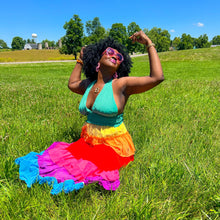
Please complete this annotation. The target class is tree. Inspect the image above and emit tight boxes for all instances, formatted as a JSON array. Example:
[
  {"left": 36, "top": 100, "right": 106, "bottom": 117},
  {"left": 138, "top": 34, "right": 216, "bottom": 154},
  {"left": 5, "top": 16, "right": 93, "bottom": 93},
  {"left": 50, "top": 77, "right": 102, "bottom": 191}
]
[
  {"left": 84, "top": 17, "right": 106, "bottom": 44},
  {"left": 127, "top": 22, "right": 141, "bottom": 54},
  {"left": 157, "top": 36, "right": 171, "bottom": 52},
  {"left": 41, "top": 39, "right": 56, "bottom": 48},
  {"left": 11, "top": 36, "right": 25, "bottom": 50},
  {"left": 172, "top": 37, "right": 181, "bottom": 50},
  {"left": 0, "top": 39, "right": 8, "bottom": 49},
  {"left": 109, "top": 23, "right": 127, "bottom": 46},
  {"left": 60, "top": 14, "right": 84, "bottom": 59},
  {"left": 148, "top": 27, "right": 171, "bottom": 52},
  {"left": 27, "top": 38, "right": 35, "bottom": 43},
  {"left": 194, "top": 34, "right": 210, "bottom": 48},
  {"left": 178, "top": 33, "right": 194, "bottom": 50},
  {"left": 211, "top": 35, "right": 220, "bottom": 45}
]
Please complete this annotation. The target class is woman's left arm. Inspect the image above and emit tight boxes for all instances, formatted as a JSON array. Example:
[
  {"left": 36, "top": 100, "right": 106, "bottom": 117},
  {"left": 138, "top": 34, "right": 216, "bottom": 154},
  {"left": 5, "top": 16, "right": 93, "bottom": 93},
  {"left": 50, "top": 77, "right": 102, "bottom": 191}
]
[{"left": 123, "top": 30, "right": 164, "bottom": 96}]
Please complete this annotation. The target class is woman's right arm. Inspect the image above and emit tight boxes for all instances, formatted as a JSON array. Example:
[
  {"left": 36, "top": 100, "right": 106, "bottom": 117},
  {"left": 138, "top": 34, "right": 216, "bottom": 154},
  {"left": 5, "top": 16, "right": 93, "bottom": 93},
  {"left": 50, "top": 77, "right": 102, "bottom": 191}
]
[{"left": 68, "top": 47, "right": 90, "bottom": 95}]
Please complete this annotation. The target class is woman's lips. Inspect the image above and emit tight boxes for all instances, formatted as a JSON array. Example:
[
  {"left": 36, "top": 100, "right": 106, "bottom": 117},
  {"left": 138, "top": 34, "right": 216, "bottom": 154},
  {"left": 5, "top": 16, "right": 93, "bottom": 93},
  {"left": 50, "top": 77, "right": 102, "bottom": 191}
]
[{"left": 110, "top": 58, "right": 116, "bottom": 64}]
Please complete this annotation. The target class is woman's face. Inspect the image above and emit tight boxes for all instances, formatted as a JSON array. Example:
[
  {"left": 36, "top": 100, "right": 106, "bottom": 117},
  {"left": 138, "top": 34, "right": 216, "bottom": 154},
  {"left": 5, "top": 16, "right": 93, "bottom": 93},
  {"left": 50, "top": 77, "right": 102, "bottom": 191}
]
[{"left": 99, "top": 47, "right": 123, "bottom": 70}]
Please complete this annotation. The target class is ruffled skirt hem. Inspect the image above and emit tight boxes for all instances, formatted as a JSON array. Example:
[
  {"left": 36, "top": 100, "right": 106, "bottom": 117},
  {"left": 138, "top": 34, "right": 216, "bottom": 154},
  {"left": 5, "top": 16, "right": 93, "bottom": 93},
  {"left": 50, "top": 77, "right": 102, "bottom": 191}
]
[
  {"left": 15, "top": 140, "right": 132, "bottom": 194},
  {"left": 15, "top": 123, "right": 135, "bottom": 194}
]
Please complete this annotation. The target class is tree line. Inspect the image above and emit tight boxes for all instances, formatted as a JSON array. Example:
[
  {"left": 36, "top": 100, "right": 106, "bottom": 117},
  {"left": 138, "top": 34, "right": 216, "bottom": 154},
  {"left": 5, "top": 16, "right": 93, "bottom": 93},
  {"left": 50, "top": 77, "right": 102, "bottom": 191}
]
[
  {"left": 59, "top": 15, "right": 220, "bottom": 59},
  {"left": 0, "top": 37, "right": 59, "bottom": 50},
  {"left": 1, "top": 14, "right": 220, "bottom": 55}
]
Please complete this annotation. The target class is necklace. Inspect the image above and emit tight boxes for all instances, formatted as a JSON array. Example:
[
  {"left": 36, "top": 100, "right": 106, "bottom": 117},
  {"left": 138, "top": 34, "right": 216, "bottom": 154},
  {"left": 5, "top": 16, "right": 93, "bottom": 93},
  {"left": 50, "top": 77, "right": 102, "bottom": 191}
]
[{"left": 94, "top": 87, "right": 100, "bottom": 94}]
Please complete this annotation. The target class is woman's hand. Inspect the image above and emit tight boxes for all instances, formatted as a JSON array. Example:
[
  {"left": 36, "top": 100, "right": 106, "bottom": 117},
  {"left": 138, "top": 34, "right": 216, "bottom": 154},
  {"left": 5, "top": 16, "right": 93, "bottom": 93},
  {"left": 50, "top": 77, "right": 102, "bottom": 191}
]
[
  {"left": 80, "top": 47, "right": 85, "bottom": 60},
  {"left": 129, "top": 30, "right": 152, "bottom": 46}
]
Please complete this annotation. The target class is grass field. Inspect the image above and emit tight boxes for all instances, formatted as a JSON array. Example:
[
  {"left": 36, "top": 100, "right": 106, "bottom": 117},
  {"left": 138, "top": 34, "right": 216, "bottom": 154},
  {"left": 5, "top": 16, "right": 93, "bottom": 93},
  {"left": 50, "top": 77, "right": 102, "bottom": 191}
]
[
  {"left": 0, "top": 49, "right": 74, "bottom": 62},
  {"left": 0, "top": 47, "right": 219, "bottom": 219}
]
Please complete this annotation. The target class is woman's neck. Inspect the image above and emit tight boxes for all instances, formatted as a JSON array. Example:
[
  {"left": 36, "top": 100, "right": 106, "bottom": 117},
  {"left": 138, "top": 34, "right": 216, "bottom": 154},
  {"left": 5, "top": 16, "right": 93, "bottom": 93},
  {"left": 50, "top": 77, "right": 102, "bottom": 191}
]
[{"left": 97, "top": 71, "right": 113, "bottom": 84}]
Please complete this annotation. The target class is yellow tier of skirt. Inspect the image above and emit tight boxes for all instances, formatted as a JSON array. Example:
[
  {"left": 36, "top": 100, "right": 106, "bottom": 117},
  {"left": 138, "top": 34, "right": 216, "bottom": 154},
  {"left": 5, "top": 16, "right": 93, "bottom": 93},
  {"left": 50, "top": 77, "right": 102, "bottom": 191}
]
[{"left": 81, "top": 122, "right": 135, "bottom": 157}]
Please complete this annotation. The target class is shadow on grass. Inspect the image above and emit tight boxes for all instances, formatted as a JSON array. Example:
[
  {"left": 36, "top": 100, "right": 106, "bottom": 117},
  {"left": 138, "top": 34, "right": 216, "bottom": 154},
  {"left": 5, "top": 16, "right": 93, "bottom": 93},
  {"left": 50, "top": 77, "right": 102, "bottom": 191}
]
[
  {"left": 51, "top": 182, "right": 115, "bottom": 207},
  {"left": 61, "top": 125, "right": 81, "bottom": 143}
]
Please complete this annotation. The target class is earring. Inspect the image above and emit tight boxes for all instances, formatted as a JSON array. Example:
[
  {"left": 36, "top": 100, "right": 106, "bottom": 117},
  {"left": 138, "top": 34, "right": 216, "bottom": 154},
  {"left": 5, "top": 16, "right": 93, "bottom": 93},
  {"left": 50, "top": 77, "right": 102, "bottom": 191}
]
[
  {"left": 113, "top": 72, "right": 118, "bottom": 79},
  {"left": 96, "top": 63, "right": 100, "bottom": 72}
]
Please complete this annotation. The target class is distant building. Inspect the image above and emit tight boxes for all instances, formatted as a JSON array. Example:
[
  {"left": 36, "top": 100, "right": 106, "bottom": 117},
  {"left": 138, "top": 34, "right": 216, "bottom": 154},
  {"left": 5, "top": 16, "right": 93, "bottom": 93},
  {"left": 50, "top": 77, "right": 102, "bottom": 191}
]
[
  {"left": 24, "top": 40, "right": 62, "bottom": 50},
  {"left": 211, "top": 45, "right": 220, "bottom": 47},
  {"left": 24, "top": 43, "right": 38, "bottom": 50}
]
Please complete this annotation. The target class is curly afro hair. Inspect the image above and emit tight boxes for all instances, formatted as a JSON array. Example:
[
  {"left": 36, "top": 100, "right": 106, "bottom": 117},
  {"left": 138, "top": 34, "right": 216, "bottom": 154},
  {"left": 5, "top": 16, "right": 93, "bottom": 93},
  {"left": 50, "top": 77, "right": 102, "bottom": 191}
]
[{"left": 82, "top": 37, "right": 132, "bottom": 81}]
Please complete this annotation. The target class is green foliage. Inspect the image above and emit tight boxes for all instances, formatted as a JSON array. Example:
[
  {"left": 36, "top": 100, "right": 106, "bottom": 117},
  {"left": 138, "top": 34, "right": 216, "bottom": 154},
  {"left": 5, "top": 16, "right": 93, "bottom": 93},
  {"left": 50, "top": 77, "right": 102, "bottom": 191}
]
[
  {"left": 6, "top": 14, "right": 216, "bottom": 55},
  {"left": 60, "top": 14, "right": 83, "bottom": 59},
  {"left": 26, "top": 38, "right": 35, "bottom": 44},
  {"left": 211, "top": 35, "right": 220, "bottom": 45},
  {"left": 56, "top": 14, "right": 214, "bottom": 54},
  {"left": 172, "top": 34, "right": 213, "bottom": 51},
  {"left": 172, "top": 37, "right": 181, "bottom": 50},
  {"left": 41, "top": 39, "right": 56, "bottom": 48},
  {"left": 84, "top": 17, "right": 106, "bottom": 45},
  {"left": 0, "top": 39, "right": 9, "bottom": 49},
  {"left": 11, "top": 36, "right": 25, "bottom": 50},
  {"left": 194, "top": 34, "right": 211, "bottom": 48},
  {"left": 109, "top": 23, "right": 127, "bottom": 46},
  {"left": 178, "top": 33, "right": 194, "bottom": 50},
  {"left": 127, "top": 22, "right": 141, "bottom": 54},
  {"left": 148, "top": 27, "right": 171, "bottom": 52},
  {"left": 157, "top": 36, "right": 171, "bottom": 52},
  {"left": 0, "top": 47, "right": 220, "bottom": 219}
]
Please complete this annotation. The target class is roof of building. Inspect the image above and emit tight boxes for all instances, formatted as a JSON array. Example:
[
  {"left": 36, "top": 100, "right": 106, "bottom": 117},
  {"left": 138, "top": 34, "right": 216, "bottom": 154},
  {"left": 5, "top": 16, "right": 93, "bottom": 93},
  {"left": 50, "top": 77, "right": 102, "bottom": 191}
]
[{"left": 24, "top": 43, "right": 38, "bottom": 49}]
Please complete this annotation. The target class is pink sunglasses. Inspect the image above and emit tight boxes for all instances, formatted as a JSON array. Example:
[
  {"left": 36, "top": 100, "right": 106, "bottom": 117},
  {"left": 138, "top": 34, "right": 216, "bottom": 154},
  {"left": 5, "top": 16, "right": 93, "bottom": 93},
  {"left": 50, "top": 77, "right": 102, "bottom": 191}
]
[{"left": 102, "top": 47, "right": 124, "bottom": 63}]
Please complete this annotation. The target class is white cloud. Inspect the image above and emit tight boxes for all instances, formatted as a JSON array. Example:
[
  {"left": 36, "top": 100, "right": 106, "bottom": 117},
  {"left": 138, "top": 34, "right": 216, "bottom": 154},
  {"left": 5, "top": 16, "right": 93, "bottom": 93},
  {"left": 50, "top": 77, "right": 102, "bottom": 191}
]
[
  {"left": 195, "top": 22, "right": 204, "bottom": 27},
  {"left": 170, "top": 29, "right": 175, "bottom": 33}
]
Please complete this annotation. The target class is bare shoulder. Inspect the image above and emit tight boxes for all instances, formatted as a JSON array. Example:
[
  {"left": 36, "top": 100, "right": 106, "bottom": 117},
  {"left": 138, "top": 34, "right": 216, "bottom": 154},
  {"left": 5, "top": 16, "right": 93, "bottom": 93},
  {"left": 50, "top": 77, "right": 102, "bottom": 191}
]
[{"left": 112, "top": 77, "right": 128, "bottom": 94}]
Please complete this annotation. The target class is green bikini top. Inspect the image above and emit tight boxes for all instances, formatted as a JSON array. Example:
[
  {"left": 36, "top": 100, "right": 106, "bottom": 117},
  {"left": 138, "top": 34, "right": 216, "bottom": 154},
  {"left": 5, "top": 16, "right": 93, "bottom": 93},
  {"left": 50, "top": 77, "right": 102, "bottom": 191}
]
[{"left": 79, "top": 79, "right": 123, "bottom": 127}]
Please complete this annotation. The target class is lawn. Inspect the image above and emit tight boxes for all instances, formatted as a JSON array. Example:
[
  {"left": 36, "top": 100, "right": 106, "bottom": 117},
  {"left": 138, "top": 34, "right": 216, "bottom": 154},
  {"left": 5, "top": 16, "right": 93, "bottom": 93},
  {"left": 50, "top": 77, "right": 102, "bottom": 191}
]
[{"left": 0, "top": 47, "right": 219, "bottom": 219}]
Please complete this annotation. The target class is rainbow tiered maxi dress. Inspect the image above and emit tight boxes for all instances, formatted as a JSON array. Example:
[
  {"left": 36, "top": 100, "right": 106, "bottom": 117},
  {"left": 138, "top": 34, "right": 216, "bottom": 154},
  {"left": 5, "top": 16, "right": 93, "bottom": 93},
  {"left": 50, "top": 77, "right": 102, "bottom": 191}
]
[{"left": 15, "top": 79, "right": 135, "bottom": 194}]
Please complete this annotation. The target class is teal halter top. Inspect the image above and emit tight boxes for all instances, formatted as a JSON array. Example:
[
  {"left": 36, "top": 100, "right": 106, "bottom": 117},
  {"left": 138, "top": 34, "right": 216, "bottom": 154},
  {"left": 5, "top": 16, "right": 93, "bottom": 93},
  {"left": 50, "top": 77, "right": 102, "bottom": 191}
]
[{"left": 79, "top": 79, "right": 123, "bottom": 127}]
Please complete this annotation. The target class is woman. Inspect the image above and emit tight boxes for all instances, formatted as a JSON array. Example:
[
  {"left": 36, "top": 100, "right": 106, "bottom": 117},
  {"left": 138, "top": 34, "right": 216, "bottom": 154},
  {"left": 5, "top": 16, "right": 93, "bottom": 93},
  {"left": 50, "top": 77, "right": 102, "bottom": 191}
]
[{"left": 15, "top": 31, "right": 164, "bottom": 194}]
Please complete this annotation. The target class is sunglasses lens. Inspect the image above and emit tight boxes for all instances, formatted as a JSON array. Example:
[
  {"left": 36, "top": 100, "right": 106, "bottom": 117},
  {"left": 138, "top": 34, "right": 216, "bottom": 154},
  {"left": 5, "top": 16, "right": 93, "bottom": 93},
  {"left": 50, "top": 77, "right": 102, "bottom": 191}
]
[
  {"left": 117, "top": 54, "right": 123, "bottom": 62},
  {"left": 106, "top": 48, "right": 114, "bottom": 55}
]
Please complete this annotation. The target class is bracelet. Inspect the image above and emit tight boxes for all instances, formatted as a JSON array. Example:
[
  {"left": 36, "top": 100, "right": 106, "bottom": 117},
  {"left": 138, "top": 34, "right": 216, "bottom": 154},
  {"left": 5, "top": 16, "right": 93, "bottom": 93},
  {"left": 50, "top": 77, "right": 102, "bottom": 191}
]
[
  {"left": 76, "top": 58, "right": 83, "bottom": 65},
  {"left": 146, "top": 43, "right": 155, "bottom": 50}
]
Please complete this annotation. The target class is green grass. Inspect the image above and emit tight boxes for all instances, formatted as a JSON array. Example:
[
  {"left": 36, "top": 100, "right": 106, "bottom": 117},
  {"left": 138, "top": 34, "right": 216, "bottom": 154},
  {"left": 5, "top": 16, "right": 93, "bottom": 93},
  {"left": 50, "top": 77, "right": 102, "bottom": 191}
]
[{"left": 0, "top": 47, "right": 220, "bottom": 219}]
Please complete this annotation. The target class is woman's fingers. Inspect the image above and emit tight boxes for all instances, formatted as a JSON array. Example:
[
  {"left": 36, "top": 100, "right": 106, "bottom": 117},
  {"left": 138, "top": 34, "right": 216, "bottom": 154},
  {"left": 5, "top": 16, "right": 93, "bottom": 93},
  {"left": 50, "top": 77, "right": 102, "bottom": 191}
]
[
  {"left": 80, "top": 47, "right": 85, "bottom": 59},
  {"left": 129, "top": 31, "right": 150, "bottom": 45},
  {"left": 129, "top": 32, "right": 139, "bottom": 43}
]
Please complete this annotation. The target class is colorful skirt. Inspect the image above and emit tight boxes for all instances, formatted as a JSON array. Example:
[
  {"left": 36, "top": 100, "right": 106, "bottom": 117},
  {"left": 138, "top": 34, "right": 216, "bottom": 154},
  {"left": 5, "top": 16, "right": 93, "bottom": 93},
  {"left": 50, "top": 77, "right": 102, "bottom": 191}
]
[{"left": 15, "top": 123, "right": 135, "bottom": 194}]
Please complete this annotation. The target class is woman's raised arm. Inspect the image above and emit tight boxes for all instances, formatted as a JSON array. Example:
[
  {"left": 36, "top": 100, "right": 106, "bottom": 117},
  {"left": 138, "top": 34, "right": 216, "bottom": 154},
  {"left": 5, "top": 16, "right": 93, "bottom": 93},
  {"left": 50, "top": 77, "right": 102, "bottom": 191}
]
[
  {"left": 68, "top": 47, "right": 90, "bottom": 95},
  {"left": 123, "top": 31, "right": 164, "bottom": 96}
]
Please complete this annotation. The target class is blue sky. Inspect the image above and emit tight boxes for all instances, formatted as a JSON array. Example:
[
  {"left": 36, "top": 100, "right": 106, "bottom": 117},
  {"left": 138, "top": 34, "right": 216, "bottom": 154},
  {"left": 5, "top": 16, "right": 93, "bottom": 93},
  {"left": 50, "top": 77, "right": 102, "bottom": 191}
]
[{"left": 1, "top": 0, "right": 219, "bottom": 47}]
